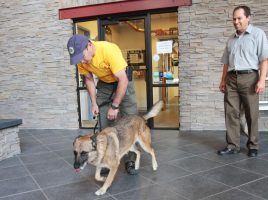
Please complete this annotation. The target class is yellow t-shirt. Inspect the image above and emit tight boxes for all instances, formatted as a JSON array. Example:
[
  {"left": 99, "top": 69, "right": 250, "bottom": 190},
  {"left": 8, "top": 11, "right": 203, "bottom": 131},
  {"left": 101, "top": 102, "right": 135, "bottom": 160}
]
[{"left": 77, "top": 41, "right": 127, "bottom": 83}]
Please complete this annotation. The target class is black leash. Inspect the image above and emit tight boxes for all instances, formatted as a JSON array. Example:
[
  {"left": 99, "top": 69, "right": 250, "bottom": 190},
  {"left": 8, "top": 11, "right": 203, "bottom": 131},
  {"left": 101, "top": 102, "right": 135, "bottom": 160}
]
[{"left": 91, "top": 82, "right": 117, "bottom": 150}]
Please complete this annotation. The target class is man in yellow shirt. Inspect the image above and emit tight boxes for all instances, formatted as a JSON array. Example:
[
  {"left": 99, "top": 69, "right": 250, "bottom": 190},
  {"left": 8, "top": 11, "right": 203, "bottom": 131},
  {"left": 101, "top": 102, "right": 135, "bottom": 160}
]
[{"left": 67, "top": 34, "right": 138, "bottom": 175}]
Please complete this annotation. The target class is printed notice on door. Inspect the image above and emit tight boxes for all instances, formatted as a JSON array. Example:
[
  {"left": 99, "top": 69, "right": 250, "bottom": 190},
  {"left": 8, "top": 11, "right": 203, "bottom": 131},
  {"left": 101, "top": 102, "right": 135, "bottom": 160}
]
[{"left": 156, "top": 40, "right": 173, "bottom": 54}]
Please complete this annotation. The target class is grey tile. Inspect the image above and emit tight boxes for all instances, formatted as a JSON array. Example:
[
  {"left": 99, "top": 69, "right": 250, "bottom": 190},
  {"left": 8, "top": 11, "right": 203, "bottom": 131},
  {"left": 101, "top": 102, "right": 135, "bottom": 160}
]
[
  {"left": 151, "top": 130, "right": 179, "bottom": 142},
  {"left": 61, "top": 157, "right": 94, "bottom": 178},
  {"left": 202, "top": 189, "right": 264, "bottom": 200},
  {"left": 20, "top": 151, "right": 61, "bottom": 165},
  {"left": 43, "top": 181, "right": 108, "bottom": 200},
  {"left": 25, "top": 158, "right": 71, "bottom": 174},
  {"left": 7, "top": 129, "right": 268, "bottom": 200},
  {"left": 152, "top": 137, "right": 194, "bottom": 150},
  {"left": 0, "top": 157, "right": 22, "bottom": 169},
  {"left": 165, "top": 174, "right": 230, "bottom": 200},
  {"left": 114, "top": 184, "right": 187, "bottom": 200},
  {"left": 238, "top": 177, "right": 268, "bottom": 199},
  {"left": 32, "top": 167, "right": 88, "bottom": 188},
  {"left": 0, "top": 165, "right": 29, "bottom": 181},
  {"left": 45, "top": 141, "right": 73, "bottom": 151},
  {"left": 259, "top": 153, "right": 268, "bottom": 161},
  {"left": 0, "top": 176, "right": 38, "bottom": 197},
  {"left": 200, "top": 152, "right": 249, "bottom": 164},
  {"left": 177, "top": 143, "right": 216, "bottom": 155},
  {"left": 170, "top": 156, "right": 223, "bottom": 173},
  {"left": 20, "top": 142, "right": 50, "bottom": 155},
  {"left": 62, "top": 156, "right": 75, "bottom": 166},
  {"left": 54, "top": 148, "right": 74, "bottom": 158},
  {"left": 0, "top": 190, "right": 47, "bottom": 200},
  {"left": 18, "top": 129, "right": 34, "bottom": 137},
  {"left": 37, "top": 135, "right": 75, "bottom": 145},
  {"left": 151, "top": 149, "right": 193, "bottom": 163},
  {"left": 95, "top": 172, "right": 153, "bottom": 195},
  {"left": 179, "top": 131, "right": 225, "bottom": 143},
  {"left": 232, "top": 158, "right": 268, "bottom": 176},
  {"left": 19, "top": 135, "right": 38, "bottom": 144},
  {"left": 139, "top": 163, "right": 191, "bottom": 183},
  {"left": 198, "top": 165, "right": 264, "bottom": 187},
  {"left": 259, "top": 140, "right": 268, "bottom": 155},
  {"left": 259, "top": 132, "right": 268, "bottom": 141},
  {"left": 138, "top": 155, "right": 158, "bottom": 168},
  {"left": 29, "top": 129, "right": 79, "bottom": 139}
]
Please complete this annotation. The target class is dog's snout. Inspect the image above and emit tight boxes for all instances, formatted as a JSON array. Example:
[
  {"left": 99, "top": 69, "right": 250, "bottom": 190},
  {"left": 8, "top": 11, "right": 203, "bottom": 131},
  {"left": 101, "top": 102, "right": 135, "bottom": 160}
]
[{"left": 74, "top": 162, "right": 80, "bottom": 169}]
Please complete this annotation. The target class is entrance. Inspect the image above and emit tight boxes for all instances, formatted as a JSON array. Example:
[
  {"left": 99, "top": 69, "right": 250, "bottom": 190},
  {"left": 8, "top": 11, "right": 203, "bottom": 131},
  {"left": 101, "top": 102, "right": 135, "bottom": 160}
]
[
  {"left": 99, "top": 16, "right": 148, "bottom": 116},
  {"left": 75, "top": 12, "right": 179, "bottom": 129}
]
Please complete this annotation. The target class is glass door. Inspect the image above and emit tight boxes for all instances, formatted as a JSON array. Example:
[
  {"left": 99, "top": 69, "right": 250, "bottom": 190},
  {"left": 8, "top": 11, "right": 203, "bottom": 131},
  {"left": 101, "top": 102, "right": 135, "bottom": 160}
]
[
  {"left": 75, "top": 11, "right": 179, "bottom": 129},
  {"left": 99, "top": 17, "right": 148, "bottom": 115},
  {"left": 150, "top": 13, "right": 179, "bottom": 129}
]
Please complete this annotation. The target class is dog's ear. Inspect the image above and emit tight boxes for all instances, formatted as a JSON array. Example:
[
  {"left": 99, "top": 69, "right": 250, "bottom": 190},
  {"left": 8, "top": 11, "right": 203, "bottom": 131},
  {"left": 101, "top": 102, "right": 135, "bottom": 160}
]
[{"left": 73, "top": 135, "right": 82, "bottom": 146}]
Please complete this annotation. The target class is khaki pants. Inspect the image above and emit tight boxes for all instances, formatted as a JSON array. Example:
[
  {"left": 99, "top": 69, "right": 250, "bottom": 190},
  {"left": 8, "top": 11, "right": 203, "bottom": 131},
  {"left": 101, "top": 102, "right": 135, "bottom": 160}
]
[
  {"left": 96, "top": 80, "right": 138, "bottom": 129},
  {"left": 224, "top": 71, "right": 259, "bottom": 150},
  {"left": 240, "top": 104, "right": 248, "bottom": 136}
]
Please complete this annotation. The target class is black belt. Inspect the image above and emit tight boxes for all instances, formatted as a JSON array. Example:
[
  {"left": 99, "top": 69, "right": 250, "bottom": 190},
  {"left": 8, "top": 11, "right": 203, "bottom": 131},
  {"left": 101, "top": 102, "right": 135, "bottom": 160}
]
[
  {"left": 98, "top": 80, "right": 117, "bottom": 85},
  {"left": 228, "top": 69, "right": 257, "bottom": 74}
]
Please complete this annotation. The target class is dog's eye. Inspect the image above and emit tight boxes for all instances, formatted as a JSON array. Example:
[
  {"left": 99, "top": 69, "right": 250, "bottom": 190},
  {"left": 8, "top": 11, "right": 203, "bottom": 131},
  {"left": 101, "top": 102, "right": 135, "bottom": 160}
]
[
  {"left": 81, "top": 151, "right": 88, "bottom": 155},
  {"left": 73, "top": 151, "right": 77, "bottom": 156}
]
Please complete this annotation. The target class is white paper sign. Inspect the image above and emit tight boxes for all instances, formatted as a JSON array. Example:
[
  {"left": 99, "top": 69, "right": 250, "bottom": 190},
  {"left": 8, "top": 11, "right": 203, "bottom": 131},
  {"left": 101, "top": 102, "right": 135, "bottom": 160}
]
[{"left": 156, "top": 40, "right": 173, "bottom": 54}]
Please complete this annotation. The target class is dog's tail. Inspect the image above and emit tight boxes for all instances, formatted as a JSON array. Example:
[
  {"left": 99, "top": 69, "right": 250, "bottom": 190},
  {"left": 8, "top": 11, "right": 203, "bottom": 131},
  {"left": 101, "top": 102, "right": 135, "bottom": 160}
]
[{"left": 143, "top": 100, "right": 163, "bottom": 120}]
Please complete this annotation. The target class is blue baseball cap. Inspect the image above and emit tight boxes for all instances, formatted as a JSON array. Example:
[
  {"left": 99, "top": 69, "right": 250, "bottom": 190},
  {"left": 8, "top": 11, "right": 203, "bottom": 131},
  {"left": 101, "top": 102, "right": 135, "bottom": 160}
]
[{"left": 67, "top": 35, "right": 89, "bottom": 65}]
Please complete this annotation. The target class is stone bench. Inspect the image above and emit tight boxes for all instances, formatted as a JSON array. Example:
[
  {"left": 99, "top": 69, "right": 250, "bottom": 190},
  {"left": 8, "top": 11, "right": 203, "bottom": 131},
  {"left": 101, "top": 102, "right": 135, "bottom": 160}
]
[{"left": 0, "top": 119, "right": 22, "bottom": 162}]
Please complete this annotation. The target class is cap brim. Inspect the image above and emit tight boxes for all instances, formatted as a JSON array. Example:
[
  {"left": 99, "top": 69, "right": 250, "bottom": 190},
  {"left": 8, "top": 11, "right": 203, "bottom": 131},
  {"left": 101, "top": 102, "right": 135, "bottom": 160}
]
[{"left": 70, "top": 52, "right": 84, "bottom": 65}]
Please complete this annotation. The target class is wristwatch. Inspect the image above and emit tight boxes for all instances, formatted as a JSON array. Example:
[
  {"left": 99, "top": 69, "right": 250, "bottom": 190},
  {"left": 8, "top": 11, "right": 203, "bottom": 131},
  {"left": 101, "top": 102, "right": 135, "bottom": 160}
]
[{"left": 110, "top": 103, "right": 119, "bottom": 110}]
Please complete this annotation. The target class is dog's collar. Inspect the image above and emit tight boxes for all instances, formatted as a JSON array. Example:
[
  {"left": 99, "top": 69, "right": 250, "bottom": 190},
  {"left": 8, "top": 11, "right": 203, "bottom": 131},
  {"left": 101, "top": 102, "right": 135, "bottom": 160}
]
[{"left": 90, "top": 133, "right": 97, "bottom": 150}]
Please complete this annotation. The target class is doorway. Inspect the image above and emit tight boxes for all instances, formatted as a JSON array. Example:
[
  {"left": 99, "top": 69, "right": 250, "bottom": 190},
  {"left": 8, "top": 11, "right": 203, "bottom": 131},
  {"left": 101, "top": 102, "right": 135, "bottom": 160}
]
[
  {"left": 99, "top": 16, "right": 148, "bottom": 115},
  {"left": 75, "top": 12, "right": 179, "bottom": 129}
]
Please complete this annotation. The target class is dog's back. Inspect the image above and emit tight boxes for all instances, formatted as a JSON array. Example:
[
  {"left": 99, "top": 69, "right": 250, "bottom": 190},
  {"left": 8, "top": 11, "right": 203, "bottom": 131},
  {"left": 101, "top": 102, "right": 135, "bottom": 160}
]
[{"left": 111, "top": 100, "right": 163, "bottom": 157}]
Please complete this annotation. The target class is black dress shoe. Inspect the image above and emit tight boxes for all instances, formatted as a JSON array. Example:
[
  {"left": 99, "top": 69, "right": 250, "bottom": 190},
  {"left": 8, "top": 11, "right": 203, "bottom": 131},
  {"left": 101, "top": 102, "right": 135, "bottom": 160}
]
[
  {"left": 217, "top": 147, "right": 240, "bottom": 155},
  {"left": 248, "top": 149, "right": 258, "bottom": 157},
  {"left": 125, "top": 161, "right": 138, "bottom": 175}
]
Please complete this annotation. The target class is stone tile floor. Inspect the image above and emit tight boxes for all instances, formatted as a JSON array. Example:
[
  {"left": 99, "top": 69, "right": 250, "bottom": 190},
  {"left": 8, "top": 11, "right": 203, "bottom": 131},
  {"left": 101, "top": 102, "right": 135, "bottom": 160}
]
[{"left": 0, "top": 129, "right": 268, "bottom": 200}]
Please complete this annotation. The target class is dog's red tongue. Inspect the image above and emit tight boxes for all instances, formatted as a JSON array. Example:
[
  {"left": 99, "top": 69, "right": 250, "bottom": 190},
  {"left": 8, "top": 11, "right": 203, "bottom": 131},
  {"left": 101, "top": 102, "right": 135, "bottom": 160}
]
[{"left": 74, "top": 168, "right": 80, "bottom": 173}]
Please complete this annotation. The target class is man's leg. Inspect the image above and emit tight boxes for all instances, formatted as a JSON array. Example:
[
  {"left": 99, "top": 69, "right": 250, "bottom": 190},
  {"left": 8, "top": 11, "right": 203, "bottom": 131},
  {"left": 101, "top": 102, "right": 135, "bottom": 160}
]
[
  {"left": 218, "top": 73, "right": 241, "bottom": 155},
  {"left": 96, "top": 81, "right": 117, "bottom": 175},
  {"left": 120, "top": 81, "right": 139, "bottom": 174},
  {"left": 240, "top": 103, "right": 248, "bottom": 137},
  {"left": 224, "top": 73, "right": 241, "bottom": 150},
  {"left": 240, "top": 72, "right": 259, "bottom": 156}
]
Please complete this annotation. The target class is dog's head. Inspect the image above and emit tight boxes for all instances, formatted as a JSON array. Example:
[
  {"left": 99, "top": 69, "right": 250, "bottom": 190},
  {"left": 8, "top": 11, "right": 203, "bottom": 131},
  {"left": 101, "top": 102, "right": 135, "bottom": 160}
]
[{"left": 73, "top": 134, "right": 96, "bottom": 172}]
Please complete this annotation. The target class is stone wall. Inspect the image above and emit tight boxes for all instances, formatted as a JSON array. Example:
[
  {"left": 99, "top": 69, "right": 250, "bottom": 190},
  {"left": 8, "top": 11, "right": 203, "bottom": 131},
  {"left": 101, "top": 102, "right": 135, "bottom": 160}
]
[
  {"left": 178, "top": 0, "right": 268, "bottom": 130},
  {"left": 0, "top": 127, "right": 20, "bottom": 161},
  {"left": 0, "top": 0, "right": 77, "bottom": 129},
  {"left": 0, "top": 0, "right": 127, "bottom": 129},
  {"left": 0, "top": 0, "right": 267, "bottom": 130}
]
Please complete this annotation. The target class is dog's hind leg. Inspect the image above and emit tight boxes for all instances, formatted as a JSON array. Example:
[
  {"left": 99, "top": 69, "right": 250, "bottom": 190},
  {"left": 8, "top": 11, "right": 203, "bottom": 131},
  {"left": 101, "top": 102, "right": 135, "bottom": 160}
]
[
  {"left": 138, "top": 127, "right": 158, "bottom": 171},
  {"left": 95, "top": 166, "right": 119, "bottom": 196},
  {"left": 95, "top": 166, "right": 106, "bottom": 182}
]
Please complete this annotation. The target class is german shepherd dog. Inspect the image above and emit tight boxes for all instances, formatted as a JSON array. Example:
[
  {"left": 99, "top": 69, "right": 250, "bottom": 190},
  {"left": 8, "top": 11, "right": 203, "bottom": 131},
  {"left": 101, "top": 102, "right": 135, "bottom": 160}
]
[{"left": 73, "top": 100, "right": 163, "bottom": 195}]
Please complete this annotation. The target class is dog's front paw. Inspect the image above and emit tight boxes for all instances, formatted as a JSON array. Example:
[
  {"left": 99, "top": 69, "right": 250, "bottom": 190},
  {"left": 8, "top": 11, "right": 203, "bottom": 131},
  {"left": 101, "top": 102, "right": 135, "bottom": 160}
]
[
  {"left": 153, "top": 162, "right": 158, "bottom": 171},
  {"left": 95, "top": 188, "right": 106, "bottom": 196}
]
